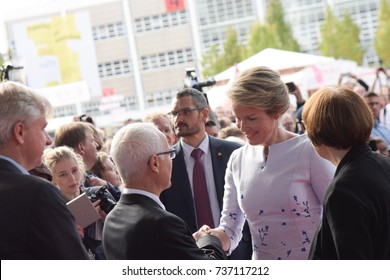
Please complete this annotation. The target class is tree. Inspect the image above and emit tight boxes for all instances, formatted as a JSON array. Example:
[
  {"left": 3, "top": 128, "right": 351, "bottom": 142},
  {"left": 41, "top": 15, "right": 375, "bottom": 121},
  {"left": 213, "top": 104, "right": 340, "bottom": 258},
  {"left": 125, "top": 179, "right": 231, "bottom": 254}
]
[
  {"left": 319, "top": 7, "right": 363, "bottom": 64},
  {"left": 201, "top": 44, "right": 224, "bottom": 78},
  {"left": 266, "top": 0, "right": 300, "bottom": 52},
  {"left": 202, "top": 0, "right": 300, "bottom": 75},
  {"left": 319, "top": 7, "right": 339, "bottom": 58},
  {"left": 201, "top": 27, "right": 244, "bottom": 77},
  {"left": 375, "top": 0, "right": 390, "bottom": 66},
  {"left": 246, "top": 0, "right": 299, "bottom": 57},
  {"left": 222, "top": 27, "right": 245, "bottom": 69},
  {"left": 247, "top": 22, "right": 279, "bottom": 56}
]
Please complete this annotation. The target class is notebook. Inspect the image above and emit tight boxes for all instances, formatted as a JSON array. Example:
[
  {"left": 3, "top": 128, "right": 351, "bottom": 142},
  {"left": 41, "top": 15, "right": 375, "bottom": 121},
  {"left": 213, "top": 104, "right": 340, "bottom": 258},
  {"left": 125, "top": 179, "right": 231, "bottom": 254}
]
[{"left": 66, "top": 192, "right": 100, "bottom": 228}]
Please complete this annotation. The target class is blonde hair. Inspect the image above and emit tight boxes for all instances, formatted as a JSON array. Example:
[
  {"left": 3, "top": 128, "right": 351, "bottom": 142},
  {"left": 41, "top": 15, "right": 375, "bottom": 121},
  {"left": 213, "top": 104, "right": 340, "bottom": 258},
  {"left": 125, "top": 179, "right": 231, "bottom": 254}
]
[
  {"left": 228, "top": 66, "right": 290, "bottom": 116},
  {"left": 42, "top": 146, "right": 86, "bottom": 180}
]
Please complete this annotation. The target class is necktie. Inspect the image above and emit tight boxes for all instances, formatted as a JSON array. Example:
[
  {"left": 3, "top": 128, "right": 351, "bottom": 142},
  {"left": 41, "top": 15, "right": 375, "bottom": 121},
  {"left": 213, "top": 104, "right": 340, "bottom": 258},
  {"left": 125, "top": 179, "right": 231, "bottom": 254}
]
[{"left": 191, "top": 148, "right": 214, "bottom": 228}]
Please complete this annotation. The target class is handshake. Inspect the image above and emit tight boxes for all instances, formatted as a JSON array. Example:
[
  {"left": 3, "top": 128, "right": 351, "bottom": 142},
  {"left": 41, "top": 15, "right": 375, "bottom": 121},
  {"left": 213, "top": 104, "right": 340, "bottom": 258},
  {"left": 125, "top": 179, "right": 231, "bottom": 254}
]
[{"left": 193, "top": 225, "right": 230, "bottom": 252}]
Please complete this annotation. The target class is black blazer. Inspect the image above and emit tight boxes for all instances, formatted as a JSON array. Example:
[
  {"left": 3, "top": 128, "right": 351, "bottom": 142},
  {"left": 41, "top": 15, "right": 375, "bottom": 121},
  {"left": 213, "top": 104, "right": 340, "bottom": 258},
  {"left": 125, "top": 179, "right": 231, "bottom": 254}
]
[
  {"left": 102, "top": 193, "right": 226, "bottom": 260},
  {"left": 309, "top": 145, "right": 390, "bottom": 259},
  {"left": 160, "top": 136, "right": 252, "bottom": 259},
  {"left": 0, "top": 159, "right": 89, "bottom": 260}
]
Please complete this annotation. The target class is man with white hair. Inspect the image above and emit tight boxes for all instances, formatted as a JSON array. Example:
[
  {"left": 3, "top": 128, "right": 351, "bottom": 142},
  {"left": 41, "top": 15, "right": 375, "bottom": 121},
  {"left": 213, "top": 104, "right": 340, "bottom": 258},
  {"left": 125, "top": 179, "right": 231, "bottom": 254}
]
[
  {"left": 0, "top": 81, "right": 88, "bottom": 259},
  {"left": 102, "top": 123, "right": 226, "bottom": 259}
]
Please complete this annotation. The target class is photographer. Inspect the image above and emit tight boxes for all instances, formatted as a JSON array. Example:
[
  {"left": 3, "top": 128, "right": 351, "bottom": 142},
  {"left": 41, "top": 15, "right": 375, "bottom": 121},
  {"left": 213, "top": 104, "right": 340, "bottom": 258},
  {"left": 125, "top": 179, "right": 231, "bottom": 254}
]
[
  {"left": 285, "top": 81, "right": 306, "bottom": 134},
  {"left": 42, "top": 146, "right": 116, "bottom": 259}
]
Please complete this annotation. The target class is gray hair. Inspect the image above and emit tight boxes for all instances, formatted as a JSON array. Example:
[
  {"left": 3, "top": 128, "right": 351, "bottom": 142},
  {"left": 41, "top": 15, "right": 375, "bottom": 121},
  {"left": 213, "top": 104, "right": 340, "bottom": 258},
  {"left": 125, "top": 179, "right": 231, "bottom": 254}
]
[
  {"left": 0, "top": 81, "right": 52, "bottom": 147},
  {"left": 227, "top": 66, "right": 290, "bottom": 116},
  {"left": 175, "top": 88, "right": 208, "bottom": 109},
  {"left": 110, "top": 123, "right": 165, "bottom": 183}
]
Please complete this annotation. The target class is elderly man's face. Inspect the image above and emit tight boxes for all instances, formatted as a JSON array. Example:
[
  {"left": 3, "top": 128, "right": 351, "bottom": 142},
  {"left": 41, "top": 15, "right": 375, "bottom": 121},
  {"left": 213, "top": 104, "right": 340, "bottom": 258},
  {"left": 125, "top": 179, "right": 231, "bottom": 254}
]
[
  {"left": 158, "top": 136, "right": 174, "bottom": 191},
  {"left": 23, "top": 115, "right": 52, "bottom": 171}
]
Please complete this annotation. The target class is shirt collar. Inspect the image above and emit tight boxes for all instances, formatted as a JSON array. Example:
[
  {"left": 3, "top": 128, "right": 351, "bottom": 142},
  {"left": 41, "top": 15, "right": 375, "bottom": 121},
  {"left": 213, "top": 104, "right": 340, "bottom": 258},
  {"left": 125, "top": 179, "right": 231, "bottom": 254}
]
[
  {"left": 0, "top": 155, "right": 29, "bottom": 175},
  {"left": 122, "top": 188, "right": 166, "bottom": 210},
  {"left": 180, "top": 134, "right": 209, "bottom": 155}
]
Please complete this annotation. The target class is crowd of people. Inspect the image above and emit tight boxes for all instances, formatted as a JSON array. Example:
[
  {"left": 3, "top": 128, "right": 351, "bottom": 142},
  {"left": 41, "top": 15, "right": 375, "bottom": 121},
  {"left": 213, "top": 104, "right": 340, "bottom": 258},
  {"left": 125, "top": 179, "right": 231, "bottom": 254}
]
[{"left": 1, "top": 64, "right": 390, "bottom": 260}]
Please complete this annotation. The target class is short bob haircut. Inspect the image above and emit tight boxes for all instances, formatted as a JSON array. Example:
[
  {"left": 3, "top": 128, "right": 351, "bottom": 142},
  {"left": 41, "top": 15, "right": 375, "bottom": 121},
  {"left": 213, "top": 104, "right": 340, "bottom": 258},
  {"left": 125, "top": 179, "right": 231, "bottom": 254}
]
[{"left": 302, "top": 86, "right": 373, "bottom": 149}]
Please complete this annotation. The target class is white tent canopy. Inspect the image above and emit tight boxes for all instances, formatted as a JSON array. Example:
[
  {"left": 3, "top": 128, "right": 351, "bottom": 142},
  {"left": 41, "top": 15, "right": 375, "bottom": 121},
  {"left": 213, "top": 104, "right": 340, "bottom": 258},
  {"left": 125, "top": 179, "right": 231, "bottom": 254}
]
[
  {"left": 207, "top": 48, "right": 376, "bottom": 110},
  {"left": 214, "top": 48, "right": 336, "bottom": 82}
]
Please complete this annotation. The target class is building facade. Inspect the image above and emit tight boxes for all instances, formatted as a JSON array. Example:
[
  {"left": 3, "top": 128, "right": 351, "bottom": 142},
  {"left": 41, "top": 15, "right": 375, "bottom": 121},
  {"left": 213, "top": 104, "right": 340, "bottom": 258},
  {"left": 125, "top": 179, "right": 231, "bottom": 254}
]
[{"left": 3, "top": 0, "right": 382, "bottom": 129}]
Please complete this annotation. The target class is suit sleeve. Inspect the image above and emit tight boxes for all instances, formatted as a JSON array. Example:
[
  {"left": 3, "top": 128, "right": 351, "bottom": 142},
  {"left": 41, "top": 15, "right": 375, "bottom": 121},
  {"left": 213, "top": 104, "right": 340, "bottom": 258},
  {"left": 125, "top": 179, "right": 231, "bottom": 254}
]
[
  {"left": 31, "top": 182, "right": 89, "bottom": 259},
  {"left": 154, "top": 213, "right": 226, "bottom": 260}
]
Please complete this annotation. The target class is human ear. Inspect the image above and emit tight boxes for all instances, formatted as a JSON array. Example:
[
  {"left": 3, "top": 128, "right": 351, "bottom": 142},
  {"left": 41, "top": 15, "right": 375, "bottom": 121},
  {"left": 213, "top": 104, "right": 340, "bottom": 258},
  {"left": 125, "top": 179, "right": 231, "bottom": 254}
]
[{"left": 12, "top": 122, "right": 25, "bottom": 144}]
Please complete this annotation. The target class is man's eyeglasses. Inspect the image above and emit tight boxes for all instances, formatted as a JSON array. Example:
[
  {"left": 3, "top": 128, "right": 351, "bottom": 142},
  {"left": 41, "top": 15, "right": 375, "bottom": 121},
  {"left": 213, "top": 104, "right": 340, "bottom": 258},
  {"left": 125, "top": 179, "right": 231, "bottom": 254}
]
[
  {"left": 156, "top": 149, "right": 176, "bottom": 160},
  {"left": 168, "top": 108, "right": 201, "bottom": 118}
]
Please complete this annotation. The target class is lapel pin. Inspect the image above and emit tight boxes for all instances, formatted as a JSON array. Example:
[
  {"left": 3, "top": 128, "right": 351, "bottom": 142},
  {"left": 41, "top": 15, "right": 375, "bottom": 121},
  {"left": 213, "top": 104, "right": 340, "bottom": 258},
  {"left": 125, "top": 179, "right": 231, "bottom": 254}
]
[{"left": 217, "top": 152, "right": 222, "bottom": 157}]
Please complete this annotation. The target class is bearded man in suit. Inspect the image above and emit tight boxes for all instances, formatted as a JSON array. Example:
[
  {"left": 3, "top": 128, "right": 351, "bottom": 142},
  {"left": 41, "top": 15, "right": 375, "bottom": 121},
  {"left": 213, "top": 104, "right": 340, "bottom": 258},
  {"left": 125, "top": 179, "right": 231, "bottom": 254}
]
[{"left": 160, "top": 88, "right": 252, "bottom": 260}]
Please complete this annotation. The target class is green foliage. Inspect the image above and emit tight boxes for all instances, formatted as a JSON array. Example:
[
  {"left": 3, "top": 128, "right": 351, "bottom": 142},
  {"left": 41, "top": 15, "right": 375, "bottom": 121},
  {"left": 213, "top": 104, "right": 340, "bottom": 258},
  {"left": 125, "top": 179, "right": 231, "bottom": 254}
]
[
  {"left": 201, "top": 0, "right": 300, "bottom": 76},
  {"left": 247, "top": 0, "right": 300, "bottom": 57},
  {"left": 222, "top": 27, "right": 245, "bottom": 67},
  {"left": 247, "top": 22, "right": 279, "bottom": 56},
  {"left": 201, "top": 45, "right": 225, "bottom": 77},
  {"left": 201, "top": 27, "right": 245, "bottom": 77},
  {"left": 265, "top": 0, "right": 300, "bottom": 52},
  {"left": 319, "top": 6, "right": 363, "bottom": 64},
  {"left": 375, "top": 0, "right": 390, "bottom": 66}
]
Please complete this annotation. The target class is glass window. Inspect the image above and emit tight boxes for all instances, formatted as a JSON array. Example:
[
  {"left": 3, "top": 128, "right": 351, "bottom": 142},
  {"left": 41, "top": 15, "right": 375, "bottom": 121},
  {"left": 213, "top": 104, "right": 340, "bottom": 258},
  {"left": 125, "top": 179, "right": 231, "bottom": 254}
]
[
  {"left": 141, "top": 56, "right": 148, "bottom": 70},
  {"left": 123, "top": 60, "right": 130, "bottom": 73},
  {"left": 171, "top": 11, "right": 178, "bottom": 26},
  {"left": 108, "top": 24, "right": 115, "bottom": 37},
  {"left": 180, "top": 10, "right": 187, "bottom": 24},
  {"left": 117, "top": 22, "right": 125, "bottom": 35},
  {"left": 98, "top": 64, "right": 104, "bottom": 78},
  {"left": 177, "top": 50, "right": 184, "bottom": 64},
  {"left": 168, "top": 51, "right": 175, "bottom": 65},
  {"left": 185, "top": 48, "right": 193, "bottom": 62},
  {"left": 99, "top": 25, "right": 106, "bottom": 39},
  {"left": 135, "top": 19, "right": 143, "bottom": 32},
  {"left": 152, "top": 15, "right": 161, "bottom": 29},
  {"left": 105, "top": 62, "right": 112, "bottom": 76},
  {"left": 162, "top": 13, "right": 169, "bottom": 27},
  {"left": 144, "top": 17, "right": 151, "bottom": 31},
  {"left": 159, "top": 53, "right": 167, "bottom": 67},
  {"left": 150, "top": 55, "right": 158, "bottom": 69},
  {"left": 114, "top": 61, "right": 121, "bottom": 75}
]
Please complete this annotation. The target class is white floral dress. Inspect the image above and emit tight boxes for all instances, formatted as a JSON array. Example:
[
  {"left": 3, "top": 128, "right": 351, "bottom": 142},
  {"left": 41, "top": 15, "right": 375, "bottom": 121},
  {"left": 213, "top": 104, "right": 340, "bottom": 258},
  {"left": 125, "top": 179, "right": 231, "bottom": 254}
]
[{"left": 219, "top": 135, "right": 335, "bottom": 260}]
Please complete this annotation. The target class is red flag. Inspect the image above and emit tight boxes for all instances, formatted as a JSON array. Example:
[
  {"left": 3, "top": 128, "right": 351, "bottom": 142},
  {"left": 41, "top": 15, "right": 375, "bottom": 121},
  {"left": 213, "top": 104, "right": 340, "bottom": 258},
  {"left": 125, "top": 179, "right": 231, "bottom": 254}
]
[
  {"left": 165, "top": 0, "right": 185, "bottom": 12},
  {"left": 102, "top": 87, "right": 114, "bottom": 96}
]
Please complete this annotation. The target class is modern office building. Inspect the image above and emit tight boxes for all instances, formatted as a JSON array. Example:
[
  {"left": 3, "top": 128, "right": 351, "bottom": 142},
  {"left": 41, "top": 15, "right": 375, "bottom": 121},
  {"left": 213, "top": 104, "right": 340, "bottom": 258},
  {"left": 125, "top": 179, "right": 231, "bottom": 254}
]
[{"left": 2, "top": 0, "right": 381, "bottom": 129}]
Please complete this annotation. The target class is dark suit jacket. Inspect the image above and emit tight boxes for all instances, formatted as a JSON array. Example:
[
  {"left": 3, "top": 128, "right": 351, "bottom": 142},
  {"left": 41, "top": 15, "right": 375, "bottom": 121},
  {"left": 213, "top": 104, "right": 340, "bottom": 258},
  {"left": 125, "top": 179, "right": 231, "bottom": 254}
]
[
  {"left": 102, "top": 193, "right": 226, "bottom": 260},
  {"left": 0, "top": 159, "right": 89, "bottom": 259},
  {"left": 309, "top": 145, "right": 390, "bottom": 259},
  {"left": 160, "top": 136, "right": 252, "bottom": 259}
]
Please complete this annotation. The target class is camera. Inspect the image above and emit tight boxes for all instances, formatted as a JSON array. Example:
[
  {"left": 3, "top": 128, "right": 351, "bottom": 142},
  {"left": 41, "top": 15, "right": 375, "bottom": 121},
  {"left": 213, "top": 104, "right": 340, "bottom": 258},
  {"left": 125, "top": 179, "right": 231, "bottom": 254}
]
[
  {"left": 89, "top": 185, "right": 117, "bottom": 214},
  {"left": 285, "top": 82, "right": 296, "bottom": 92},
  {"left": 184, "top": 67, "right": 216, "bottom": 93}
]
